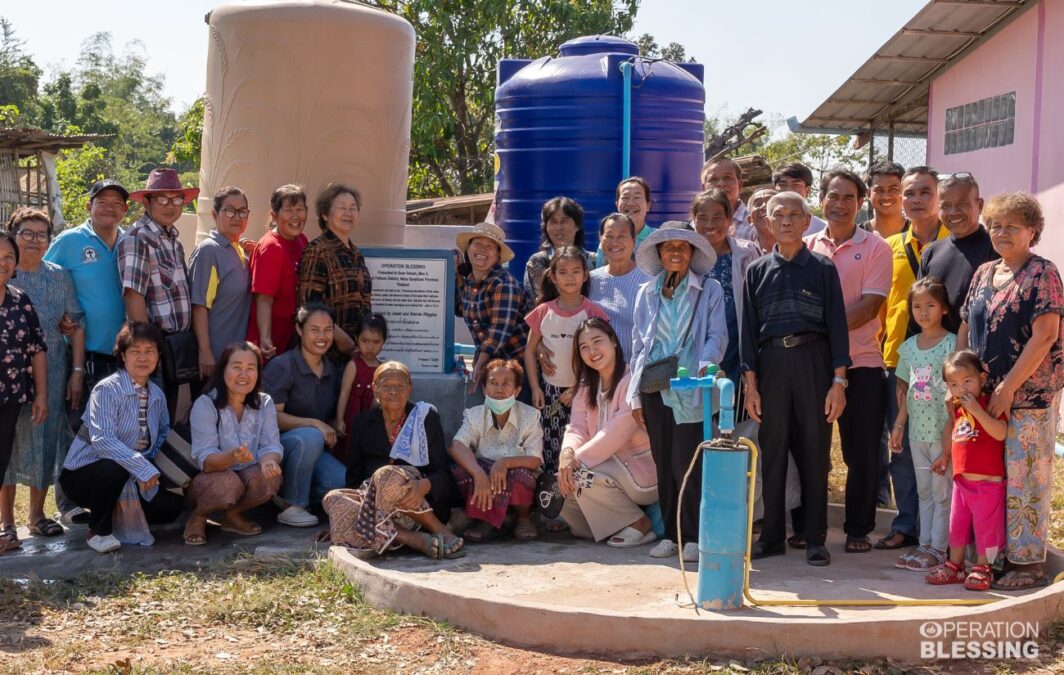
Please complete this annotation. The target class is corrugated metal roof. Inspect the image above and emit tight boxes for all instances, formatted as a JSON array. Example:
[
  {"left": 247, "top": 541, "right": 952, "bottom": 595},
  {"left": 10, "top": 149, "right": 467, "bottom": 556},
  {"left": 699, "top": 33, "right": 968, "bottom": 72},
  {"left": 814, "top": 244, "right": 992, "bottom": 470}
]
[
  {"left": 799, "top": 0, "right": 1035, "bottom": 135},
  {"left": 0, "top": 127, "right": 111, "bottom": 152}
]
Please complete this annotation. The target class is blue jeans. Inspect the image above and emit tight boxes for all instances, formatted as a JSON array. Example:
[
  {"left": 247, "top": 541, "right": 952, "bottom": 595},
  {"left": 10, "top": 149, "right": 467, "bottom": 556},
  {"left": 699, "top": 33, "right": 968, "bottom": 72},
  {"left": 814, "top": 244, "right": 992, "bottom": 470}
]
[
  {"left": 885, "top": 369, "right": 918, "bottom": 537},
  {"left": 280, "top": 427, "right": 346, "bottom": 507}
]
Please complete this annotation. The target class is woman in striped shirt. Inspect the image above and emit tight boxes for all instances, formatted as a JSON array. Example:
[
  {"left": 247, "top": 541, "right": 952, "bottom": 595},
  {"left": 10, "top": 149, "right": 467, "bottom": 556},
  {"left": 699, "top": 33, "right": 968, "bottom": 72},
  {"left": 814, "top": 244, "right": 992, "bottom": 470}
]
[{"left": 60, "top": 322, "right": 184, "bottom": 553}]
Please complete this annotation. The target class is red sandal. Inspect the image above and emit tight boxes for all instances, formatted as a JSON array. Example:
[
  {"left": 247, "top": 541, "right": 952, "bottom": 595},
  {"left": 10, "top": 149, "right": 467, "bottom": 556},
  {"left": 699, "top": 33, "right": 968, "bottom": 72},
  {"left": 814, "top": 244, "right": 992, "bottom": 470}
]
[
  {"left": 964, "top": 564, "right": 992, "bottom": 592},
  {"left": 926, "top": 560, "right": 965, "bottom": 585}
]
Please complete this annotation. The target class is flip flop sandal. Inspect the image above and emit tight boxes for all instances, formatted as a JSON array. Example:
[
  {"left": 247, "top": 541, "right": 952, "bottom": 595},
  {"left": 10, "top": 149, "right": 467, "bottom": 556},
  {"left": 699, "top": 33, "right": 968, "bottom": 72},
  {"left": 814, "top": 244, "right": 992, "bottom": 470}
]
[
  {"left": 0, "top": 525, "right": 20, "bottom": 549},
  {"left": 607, "top": 526, "right": 658, "bottom": 548},
  {"left": 427, "top": 532, "right": 466, "bottom": 559},
  {"left": 964, "top": 564, "right": 992, "bottom": 592},
  {"left": 543, "top": 517, "right": 569, "bottom": 533},
  {"left": 787, "top": 534, "right": 806, "bottom": 550},
  {"left": 874, "top": 530, "right": 919, "bottom": 550},
  {"left": 463, "top": 520, "right": 501, "bottom": 543},
  {"left": 514, "top": 521, "right": 539, "bottom": 541},
  {"left": 990, "top": 569, "right": 1050, "bottom": 591},
  {"left": 845, "top": 536, "right": 873, "bottom": 553},
  {"left": 182, "top": 518, "right": 208, "bottom": 546},
  {"left": 220, "top": 519, "right": 263, "bottom": 536},
  {"left": 29, "top": 518, "right": 64, "bottom": 537}
]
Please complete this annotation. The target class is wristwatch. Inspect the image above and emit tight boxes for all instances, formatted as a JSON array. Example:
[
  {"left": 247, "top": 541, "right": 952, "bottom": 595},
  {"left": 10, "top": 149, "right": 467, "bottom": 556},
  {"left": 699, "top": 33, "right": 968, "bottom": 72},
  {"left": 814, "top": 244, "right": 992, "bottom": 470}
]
[{"left": 832, "top": 376, "right": 848, "bottom": 389}]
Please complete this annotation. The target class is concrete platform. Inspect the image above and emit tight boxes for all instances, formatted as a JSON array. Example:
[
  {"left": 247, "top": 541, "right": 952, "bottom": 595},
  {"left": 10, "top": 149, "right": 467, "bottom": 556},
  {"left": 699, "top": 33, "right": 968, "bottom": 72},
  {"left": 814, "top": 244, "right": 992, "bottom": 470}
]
[
  {"left": 331, "top": 508, "right": 1064, "bottom": 661},
  {"left": 0, "top": 505, "right": 325, "bottom": 580}
]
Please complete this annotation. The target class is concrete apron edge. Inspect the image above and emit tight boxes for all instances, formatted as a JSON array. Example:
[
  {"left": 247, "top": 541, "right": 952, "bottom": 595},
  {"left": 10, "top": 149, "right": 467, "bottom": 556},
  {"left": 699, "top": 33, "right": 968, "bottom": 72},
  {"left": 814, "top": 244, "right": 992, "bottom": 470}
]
[{"left": 328, "top": 547, "right": 1064, "bottom": 661}]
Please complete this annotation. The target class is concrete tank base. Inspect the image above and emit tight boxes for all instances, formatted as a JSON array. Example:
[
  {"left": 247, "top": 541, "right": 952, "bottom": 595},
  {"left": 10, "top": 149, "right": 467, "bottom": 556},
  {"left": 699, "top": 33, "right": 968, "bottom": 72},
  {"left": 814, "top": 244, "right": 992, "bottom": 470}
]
[{"left": 330, "top": 515, "right": 1064, "bottom": 661}]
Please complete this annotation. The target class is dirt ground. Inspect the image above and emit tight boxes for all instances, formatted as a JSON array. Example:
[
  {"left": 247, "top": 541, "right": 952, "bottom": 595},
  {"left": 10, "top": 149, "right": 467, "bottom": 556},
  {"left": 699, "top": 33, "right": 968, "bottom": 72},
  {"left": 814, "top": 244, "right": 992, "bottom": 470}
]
[{"left": 2, "top": 439, "right": 1063, "bottom": 673}]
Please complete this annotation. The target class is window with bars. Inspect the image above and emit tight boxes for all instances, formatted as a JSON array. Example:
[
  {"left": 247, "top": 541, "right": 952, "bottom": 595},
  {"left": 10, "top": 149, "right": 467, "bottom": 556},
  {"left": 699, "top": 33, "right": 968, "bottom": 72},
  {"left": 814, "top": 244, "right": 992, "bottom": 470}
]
[{"left": 944, "top": 92, "right": 1015, "bottom": 155}]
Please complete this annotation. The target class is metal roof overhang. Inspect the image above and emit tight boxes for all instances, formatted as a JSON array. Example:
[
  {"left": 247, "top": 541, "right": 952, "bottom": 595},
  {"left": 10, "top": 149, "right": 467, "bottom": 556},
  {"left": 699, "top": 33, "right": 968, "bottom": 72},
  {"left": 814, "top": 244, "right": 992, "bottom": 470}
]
[{"left": 798, "top": 0, "right": 1036, "bottom": 137}]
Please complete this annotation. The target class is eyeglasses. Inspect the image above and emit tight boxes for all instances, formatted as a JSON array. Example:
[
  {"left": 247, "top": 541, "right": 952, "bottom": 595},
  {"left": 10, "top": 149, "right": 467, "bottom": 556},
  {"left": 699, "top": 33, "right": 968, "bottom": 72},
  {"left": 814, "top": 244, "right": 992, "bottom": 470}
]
[
  {"left": 16, "top": 230, "right": 50, "bottom": 243},
  {"left": 220, "top": 207, "right": 250, "bottom": 219},
  {"left": 149, "top": 195, "right": 185, "bottom": 206}
]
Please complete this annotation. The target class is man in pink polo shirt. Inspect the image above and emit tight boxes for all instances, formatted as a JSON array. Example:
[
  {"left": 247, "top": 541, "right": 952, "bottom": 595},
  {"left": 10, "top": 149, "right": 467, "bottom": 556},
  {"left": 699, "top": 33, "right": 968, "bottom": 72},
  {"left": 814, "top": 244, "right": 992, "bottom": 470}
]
[{"left": 805, "top": 167, "right": 892, "bottom": 555}]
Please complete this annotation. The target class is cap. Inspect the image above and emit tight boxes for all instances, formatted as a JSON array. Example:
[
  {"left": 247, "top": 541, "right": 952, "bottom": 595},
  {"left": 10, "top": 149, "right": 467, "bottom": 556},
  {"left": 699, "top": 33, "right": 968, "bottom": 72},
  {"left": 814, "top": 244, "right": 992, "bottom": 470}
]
[{"left": 89, "top": 179, "right": 130, "bottom": 201}]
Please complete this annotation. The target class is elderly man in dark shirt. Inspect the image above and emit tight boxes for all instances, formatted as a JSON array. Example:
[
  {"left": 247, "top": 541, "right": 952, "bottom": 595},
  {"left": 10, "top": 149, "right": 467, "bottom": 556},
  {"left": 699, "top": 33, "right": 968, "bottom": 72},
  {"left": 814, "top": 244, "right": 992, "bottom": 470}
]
[{"left": 740, "top": 192, "right": 850, "bottom": 566}]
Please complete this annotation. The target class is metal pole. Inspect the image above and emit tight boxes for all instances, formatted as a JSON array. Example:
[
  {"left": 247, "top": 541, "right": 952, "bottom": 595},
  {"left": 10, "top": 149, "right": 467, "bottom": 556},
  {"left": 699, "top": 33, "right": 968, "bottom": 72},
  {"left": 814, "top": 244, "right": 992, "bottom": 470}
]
[{"left": 888, "top": 119, "right": 896, "bottom": 161}]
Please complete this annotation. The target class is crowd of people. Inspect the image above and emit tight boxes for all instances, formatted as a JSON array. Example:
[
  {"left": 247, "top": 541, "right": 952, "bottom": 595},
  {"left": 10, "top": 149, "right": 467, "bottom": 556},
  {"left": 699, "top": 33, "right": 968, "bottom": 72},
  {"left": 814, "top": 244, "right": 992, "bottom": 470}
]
[{"left": 0, "top": 157, "right": 1059, "bottom": 593}]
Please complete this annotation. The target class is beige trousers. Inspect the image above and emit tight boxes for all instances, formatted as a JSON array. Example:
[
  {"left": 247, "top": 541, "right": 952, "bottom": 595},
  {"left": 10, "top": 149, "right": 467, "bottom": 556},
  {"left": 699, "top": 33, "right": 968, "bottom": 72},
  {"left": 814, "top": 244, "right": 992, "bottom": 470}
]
[{"left": 560, "top": 456, "right": 659, "bottom": 541}]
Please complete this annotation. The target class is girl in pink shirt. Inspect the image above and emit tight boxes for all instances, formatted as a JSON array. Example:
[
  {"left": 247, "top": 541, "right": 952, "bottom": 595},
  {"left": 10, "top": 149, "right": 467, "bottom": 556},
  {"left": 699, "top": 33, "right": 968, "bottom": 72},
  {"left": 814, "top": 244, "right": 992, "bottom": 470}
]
[{"left": 524, "top": 247, "right": 608, "bottom": 477}]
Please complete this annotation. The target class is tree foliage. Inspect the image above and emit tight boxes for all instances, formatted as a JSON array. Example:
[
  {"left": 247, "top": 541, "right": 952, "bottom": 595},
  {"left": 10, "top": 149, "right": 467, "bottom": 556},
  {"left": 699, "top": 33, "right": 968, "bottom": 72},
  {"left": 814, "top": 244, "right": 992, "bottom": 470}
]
[
  {"left": 364, "top": 0, "right": 639, "bottom": 198},
  {"left": 0, "top": 23, "right": 182, "bottom": 224},
  {"left": 635, "top": 33, "right": 692, "bottom": 63}
]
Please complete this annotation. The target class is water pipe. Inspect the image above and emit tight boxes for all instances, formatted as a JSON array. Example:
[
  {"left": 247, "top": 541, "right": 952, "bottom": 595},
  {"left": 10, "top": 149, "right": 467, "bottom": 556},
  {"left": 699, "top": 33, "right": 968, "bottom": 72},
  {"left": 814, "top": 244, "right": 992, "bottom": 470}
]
[
  {"left": 620, "top": 60, "right": 633, "bottom": 180},
  {"left": 671, "top": 365, "right": 746, "bottom": 609}
]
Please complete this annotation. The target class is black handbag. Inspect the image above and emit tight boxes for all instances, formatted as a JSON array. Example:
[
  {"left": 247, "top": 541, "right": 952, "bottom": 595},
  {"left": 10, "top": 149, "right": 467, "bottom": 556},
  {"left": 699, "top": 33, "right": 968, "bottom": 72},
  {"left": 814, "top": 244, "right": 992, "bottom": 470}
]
[
  {"left": 154, "top": 420, "right": 199, "bottom": 494},
  {"left": 162, "top": 330, "right": 200, "bottom": 387},
  {"left": 638, "top": 288, "right": 701, "bottom": 394},
  {"left": 536, "top": 472, "right": 564, "bottom": 519}
]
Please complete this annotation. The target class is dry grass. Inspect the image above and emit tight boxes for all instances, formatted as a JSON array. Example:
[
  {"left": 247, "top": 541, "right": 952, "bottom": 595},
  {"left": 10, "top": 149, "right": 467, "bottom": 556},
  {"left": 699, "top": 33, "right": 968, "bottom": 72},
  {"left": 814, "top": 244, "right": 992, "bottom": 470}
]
[
  {"left": 3, "top": 555, "right": 1060, "bottom": 674},
  {"left": 10, "top": 485, "right": 58, "bottom": 528}
]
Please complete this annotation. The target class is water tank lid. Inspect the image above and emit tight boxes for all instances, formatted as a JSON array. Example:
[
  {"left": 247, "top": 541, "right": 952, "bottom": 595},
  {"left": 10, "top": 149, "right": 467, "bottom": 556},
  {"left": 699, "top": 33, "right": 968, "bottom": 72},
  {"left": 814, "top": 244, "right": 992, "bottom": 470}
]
[{"left": 558, "top": 35, "right": 639, "bottom": 58}]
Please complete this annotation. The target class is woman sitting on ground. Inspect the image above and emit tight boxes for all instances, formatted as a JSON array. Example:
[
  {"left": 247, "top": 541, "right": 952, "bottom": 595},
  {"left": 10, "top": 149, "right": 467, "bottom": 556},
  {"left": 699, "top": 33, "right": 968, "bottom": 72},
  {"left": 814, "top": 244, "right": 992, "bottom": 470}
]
[
  {"left": 557, "top": 318, "right": 658, "bottom": 546},
  {"left": 449, "top": 359, "right": 543, "bottom": 542},
  {"left": 323, "top": 361, "right": 463, "bottom": 559},
  {"left": 183, "top": 342, "right": 283, "bottom": 546},
  {"left": 60, "top": 322, "right": 184, "bottom": 553}
]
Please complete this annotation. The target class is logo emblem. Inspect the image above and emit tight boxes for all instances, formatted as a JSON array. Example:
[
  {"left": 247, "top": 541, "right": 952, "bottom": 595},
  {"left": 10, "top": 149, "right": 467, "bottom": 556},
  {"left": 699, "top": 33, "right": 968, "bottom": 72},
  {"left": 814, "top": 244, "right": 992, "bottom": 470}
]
[{"left": 81, "top": 247, "right": 98, "bottom": 263}]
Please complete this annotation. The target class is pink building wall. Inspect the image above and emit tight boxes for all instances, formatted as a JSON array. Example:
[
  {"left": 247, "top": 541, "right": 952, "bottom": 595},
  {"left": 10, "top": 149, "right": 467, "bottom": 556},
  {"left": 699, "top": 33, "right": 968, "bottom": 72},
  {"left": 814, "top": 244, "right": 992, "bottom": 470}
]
[{"left": 927, "top": 0, "right": 1064, "bottom": 266}]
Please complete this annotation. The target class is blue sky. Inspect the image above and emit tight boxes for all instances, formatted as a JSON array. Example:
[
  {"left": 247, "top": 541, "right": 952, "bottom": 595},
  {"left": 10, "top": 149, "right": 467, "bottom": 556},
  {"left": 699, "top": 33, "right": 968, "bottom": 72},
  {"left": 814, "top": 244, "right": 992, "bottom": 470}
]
[{"left": 3, "top": 0, "right": 926, "bottom": 122}]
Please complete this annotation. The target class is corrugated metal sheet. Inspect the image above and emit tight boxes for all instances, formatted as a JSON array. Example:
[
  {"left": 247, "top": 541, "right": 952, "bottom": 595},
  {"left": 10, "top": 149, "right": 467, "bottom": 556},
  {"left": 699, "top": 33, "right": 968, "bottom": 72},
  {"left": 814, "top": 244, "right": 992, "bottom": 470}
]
[{"left": 800, "top": 0, "right": 1035, "bottom": 135}]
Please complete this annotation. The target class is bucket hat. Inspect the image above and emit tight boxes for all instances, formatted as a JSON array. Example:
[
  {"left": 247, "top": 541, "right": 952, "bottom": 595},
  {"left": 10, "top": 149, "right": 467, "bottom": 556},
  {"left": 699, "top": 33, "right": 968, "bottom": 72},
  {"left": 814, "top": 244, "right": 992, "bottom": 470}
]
[
  {"left": 456, "top": 222, "right": 515, "bottom": 264},
  {"left": 635, "top": 220, "right": 717, "bottom": 276},
  {"left": 128, "top": 168, "right": 200, "bottom": 205}
]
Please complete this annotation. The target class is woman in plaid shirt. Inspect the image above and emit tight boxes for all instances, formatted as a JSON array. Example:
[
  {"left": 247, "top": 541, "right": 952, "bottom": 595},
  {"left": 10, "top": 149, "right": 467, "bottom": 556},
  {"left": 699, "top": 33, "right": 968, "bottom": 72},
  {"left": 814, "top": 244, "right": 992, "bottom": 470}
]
[{"left": 455, "top": 223, "right": 530, "bottom": 392}]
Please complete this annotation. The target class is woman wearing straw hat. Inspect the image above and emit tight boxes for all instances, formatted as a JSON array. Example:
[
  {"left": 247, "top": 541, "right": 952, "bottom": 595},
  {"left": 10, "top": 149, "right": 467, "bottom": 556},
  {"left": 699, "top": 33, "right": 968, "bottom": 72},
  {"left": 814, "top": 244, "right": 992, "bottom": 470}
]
[
  {"left": 628, "top": 222, "right": 727, "bottom": 562},
  {"left": 455, "top": 222, "right": 530, "bottom": 392}
]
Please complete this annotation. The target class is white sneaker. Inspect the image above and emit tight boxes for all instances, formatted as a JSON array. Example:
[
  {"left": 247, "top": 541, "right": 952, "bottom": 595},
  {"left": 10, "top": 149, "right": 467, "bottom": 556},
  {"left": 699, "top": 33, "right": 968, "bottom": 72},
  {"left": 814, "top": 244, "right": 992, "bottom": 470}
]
[
  {"left": 87, "top": 534, "right": 121, "bottom": 553},
  {"left": 649, "top": 538, "right": 678, "bottom": 558},
  {"left": 682, "top": 542, "right": 699, "bottom": 562},
  {"left": 278, "top": 505, "right": 319, "bottom": 528}
]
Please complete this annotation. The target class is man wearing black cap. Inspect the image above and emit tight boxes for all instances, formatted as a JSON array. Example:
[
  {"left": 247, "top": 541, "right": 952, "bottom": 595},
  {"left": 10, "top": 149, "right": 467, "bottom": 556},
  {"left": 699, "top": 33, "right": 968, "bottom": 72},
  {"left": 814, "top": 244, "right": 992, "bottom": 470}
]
[{"left": 44, "top": 179, "right": 129, "bottom": 525}]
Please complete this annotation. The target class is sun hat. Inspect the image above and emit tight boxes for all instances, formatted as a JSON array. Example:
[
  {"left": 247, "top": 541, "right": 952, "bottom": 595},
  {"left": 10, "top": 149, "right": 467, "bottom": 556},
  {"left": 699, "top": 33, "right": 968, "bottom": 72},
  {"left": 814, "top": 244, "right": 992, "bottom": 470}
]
[
  {"left": 128, "top": 168, "right": 200, "bottom": 205},
  {"left": 635, "top": 220, "right": 717, "bottom": 277},
  {"left": 456, "top": 222, "right": 515, "bottom": 264}
]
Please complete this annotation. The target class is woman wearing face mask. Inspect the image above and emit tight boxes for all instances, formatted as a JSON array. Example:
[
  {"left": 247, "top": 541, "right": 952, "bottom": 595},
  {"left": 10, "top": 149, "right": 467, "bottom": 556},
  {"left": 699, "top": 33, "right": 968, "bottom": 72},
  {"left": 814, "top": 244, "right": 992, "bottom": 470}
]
[
  {"left": 449, "top": 359, "right": 543, "bottom": 542},
  {"left": 247, "top": 184, "right": 309, "bottom": 360}
]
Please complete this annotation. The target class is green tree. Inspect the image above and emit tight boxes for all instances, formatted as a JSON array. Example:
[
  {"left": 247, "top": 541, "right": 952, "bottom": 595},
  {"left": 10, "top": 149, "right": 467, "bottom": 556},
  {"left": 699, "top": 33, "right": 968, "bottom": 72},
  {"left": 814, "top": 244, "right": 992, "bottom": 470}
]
[
  {"left": 366, "top": 0, "right": 639, "bottom": 198},
  {"left": 0, "top": 18, "right": 41, "bottom": 122},
  {"left": 55, "top": 143, "right": 110, "bottom": 225},
  {"left": 169, "top": 97, "right": 204, "bottom": 168},
  {"left": 635, "top": 33, "right": 692, "bottom": 62}
]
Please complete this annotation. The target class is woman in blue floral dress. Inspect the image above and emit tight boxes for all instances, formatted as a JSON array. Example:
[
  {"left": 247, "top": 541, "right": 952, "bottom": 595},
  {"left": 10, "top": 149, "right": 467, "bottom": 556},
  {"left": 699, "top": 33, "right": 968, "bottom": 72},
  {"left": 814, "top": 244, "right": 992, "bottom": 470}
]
[
  {"left": 960, "top": 192, "right": 1064, "bottom": 590},
  {"left": 0, "top": 227, "right": 48, "bottom": 553},
  {"left": 0, "top": 209, "right": 84, "bottom": 544}
]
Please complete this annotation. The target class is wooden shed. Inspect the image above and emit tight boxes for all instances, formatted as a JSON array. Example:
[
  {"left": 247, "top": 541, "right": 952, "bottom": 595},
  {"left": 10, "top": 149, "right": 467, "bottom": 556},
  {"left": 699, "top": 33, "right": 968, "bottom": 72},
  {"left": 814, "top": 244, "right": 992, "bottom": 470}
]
[{"left": 0, "top": 127, "right": 108, "bottom": 225}]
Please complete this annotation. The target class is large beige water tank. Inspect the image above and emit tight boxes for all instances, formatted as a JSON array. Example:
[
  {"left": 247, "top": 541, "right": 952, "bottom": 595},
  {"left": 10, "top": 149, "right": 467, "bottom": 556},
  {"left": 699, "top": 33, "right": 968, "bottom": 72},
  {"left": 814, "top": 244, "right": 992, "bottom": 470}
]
[{"left": 197, "top": 0, "right": 414, "bottom": 245}]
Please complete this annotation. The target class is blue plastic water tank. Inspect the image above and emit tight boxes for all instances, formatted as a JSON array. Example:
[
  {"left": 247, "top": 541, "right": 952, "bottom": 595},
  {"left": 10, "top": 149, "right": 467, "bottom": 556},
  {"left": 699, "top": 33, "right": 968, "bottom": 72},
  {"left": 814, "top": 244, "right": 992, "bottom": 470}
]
[{"left": 494, "top": 35, "right": 705, "bottom": 276}]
